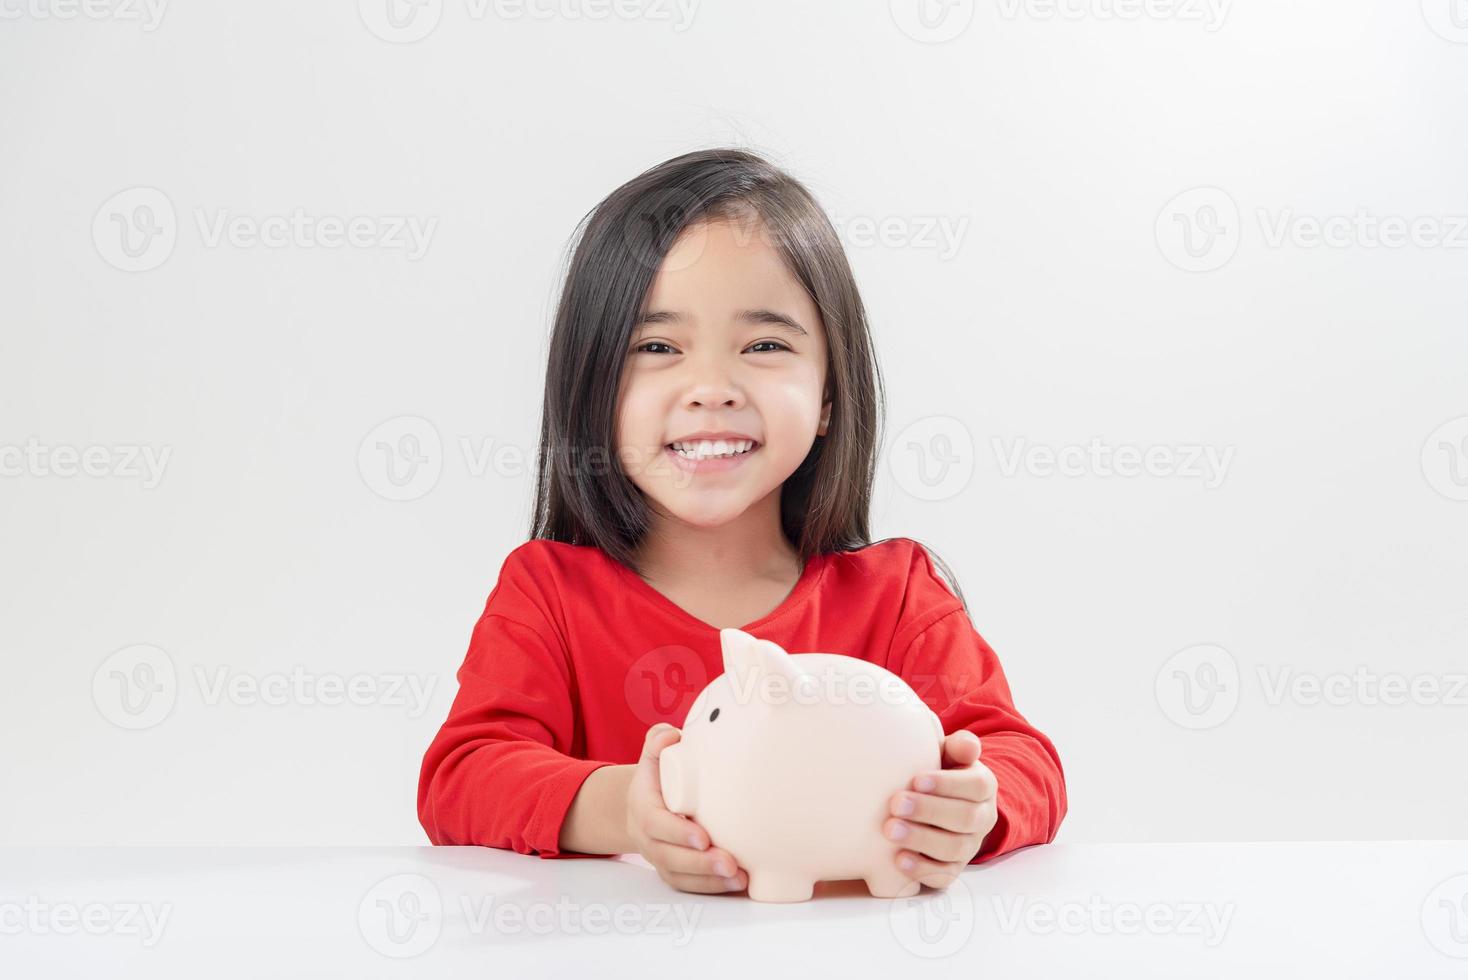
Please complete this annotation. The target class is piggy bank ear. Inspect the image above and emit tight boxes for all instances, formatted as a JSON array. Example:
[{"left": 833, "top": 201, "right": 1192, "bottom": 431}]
[{"left": 720, "top": 628, "right": 803, "bottom": 695}]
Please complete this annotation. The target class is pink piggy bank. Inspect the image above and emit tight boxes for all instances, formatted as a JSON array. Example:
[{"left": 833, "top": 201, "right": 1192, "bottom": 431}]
[{"left": 658, "top": 627, "right": 945, "bottom": 902}]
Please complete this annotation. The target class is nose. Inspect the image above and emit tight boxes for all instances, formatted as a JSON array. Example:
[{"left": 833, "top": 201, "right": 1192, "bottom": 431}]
[
  {"left": 688, "top": 387, "right": 740, "bottom": 409},
  {"left": 683, "top": 354, "right": 745, "bottom": 410}
]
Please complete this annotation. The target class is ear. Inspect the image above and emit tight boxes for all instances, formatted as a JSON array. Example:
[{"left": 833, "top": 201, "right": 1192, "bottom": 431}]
[
  {"left": 817, "top": 399, "right": 832, "bottom": 438},
  {"left": 720, "top": 628, "right": 804, "bottom": 708}
]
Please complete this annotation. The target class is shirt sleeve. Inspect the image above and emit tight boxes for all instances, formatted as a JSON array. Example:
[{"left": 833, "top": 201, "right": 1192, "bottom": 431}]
[
  {"left": 417, "top": 584, "right": 617, "bottom": 860},
  {"left": 890, "top": 547, "right": 1068, "bottom": 863},
  {"left": 899, "top": 612, "right": 1068, "bottom": 862}
]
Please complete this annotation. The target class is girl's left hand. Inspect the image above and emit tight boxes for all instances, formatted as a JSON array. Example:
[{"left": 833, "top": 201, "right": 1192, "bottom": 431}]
[{"left": 884, "top": 730, "right": 998, "bottom": 889}]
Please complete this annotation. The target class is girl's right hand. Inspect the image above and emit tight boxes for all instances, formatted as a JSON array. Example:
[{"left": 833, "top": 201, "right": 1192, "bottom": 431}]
[{"left": 627, "top": 724, "right": 748, "bottom": 895}]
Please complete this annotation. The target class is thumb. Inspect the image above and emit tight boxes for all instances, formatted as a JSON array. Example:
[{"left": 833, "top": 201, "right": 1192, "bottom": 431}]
[
  {"left": 944, "top": 730, "right": 982, "bottom": 767},
  {"left": 634, "top": 724, "right": 680, "bottom": 785}
]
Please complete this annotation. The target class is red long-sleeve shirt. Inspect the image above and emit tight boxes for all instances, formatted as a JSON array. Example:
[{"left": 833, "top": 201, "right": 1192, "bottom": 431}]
[{"left": 417, "top": 537, "right": 1067, "bottom": 862}]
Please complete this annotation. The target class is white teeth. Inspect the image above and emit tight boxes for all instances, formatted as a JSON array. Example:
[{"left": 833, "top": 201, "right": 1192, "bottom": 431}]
[{"left": 669, "top": 439, "right": 756, "bottom": 460}]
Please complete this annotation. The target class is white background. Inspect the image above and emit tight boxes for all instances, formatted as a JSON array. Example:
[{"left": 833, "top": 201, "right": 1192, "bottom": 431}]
[{"left": 2, "top": 0, "right": 1465, "bottom": 847}]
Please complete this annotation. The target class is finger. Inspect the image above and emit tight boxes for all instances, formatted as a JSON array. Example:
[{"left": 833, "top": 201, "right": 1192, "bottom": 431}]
[
  {"left": 630, "top": 724, "right": 681, "bottom": 801},
  {"left": 894, "top": 848, "right": 964, "bottom": 890},
  {"left": 638, "top": 723, "right": 680, "bottom": 765},
  {"left": 890, "top": 789, "right": 989, "bottom": 835},
  {"left": 911, "top": 761, "right": 997, "bottom": 802},
  {"left": 883, "top": 817, "right": 975, "bottom": 864},
  {"left": 639, "top": 803, "right": 715, "bottom": 851},
  {"left": 631, "top": 726, "right": 714, "bottom": 851},
  {"left": 645, "top": 837, "right": 743, "bottom": 878},
  {"left": 661, "top": 867, "right": 749, "bottom": 895},
  {"left": 941, "top": 731, "right": 982, "bottom": 767}
]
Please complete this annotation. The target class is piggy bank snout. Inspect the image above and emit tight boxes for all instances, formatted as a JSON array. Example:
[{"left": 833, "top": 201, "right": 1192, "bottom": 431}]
[{"left": 658, "top": 742, "right": 696, "bottom": 815}]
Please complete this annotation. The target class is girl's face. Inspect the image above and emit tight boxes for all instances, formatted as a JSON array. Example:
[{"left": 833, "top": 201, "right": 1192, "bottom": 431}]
[{"left": 614, "top": 215, "right": 831, "bottom": 530}]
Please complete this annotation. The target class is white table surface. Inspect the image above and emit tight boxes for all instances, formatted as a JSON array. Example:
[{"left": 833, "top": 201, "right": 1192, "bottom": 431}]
[{"left": 3, "top": 841, "right": 1466, "bottom": 977}]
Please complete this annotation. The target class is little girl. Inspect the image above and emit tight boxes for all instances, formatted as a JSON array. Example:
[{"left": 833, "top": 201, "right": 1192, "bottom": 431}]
[{"left": 418, "top": 148, "right": 1066, "bottom": 896}]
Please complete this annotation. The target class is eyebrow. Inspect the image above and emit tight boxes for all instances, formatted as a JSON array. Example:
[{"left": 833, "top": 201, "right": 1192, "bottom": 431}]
[{"left": 636, "top": 308, "right": 808, "bottom": 337}]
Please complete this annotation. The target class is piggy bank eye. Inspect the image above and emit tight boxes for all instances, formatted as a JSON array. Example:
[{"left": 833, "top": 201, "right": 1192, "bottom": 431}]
[{"left": 708, "top": 707, "right": 720, "bottom": 723}]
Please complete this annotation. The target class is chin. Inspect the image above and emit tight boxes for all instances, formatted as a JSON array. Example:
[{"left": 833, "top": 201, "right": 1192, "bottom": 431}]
[{"left": 660, "top": 497, "right": 751, "bottom": 529}]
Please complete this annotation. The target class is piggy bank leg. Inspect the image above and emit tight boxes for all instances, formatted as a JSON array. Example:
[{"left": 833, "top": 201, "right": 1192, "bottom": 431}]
[
  {"left": 745, "top": 872, "right": 815, "bottom": 903},
  {"left": 864, "top": 868, "right": 921, "bottom": 899}
]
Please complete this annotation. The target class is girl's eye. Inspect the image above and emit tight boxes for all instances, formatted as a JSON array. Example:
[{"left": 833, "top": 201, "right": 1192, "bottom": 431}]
[{"left": 632, "top": 340, "right": 790, "bottom": 355}]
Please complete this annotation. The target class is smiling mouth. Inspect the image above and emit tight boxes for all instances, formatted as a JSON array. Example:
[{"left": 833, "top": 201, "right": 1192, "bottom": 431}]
[{"left": 665, "top": 440, "right": 761, "bottom": 461}]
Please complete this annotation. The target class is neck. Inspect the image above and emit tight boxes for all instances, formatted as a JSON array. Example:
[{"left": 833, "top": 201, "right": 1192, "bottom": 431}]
[{"left": 633, "top": 488, "right": 799, "bottom": 585}]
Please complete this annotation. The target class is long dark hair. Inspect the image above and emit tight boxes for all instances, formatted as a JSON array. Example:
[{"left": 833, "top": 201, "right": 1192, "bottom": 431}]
[{"left": 529, "top": 147, "right": 966, "bottom": 609}]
